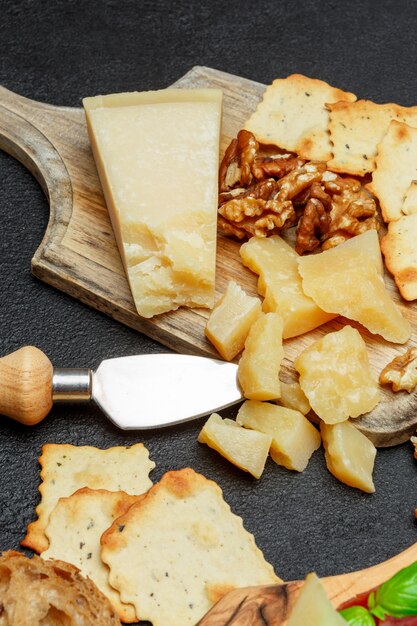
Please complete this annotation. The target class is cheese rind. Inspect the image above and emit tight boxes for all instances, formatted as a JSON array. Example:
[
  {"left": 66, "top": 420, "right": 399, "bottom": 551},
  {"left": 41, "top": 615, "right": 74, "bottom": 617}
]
[{"left": 83, "top": 89, "right": 222, "bottom": 318}]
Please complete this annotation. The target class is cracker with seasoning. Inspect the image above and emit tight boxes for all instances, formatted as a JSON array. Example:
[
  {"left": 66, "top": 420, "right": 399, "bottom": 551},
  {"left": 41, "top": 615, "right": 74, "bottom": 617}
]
[
  {"left": 381, "top": 213, "right": 417, "bottom": 300},
  {"left": 327, "top": 99, "right": 417, "bottom": 176},
  {"left": 243, "top": 74, "right": 356, "bottom": 161},
  {"left": 22, "top": 442, "right": 155, "bottom": 554},
  {"left": 101, "top": 468, "right": 281, "bottom": 626},
  {"left": 367, "top": 120, "right": 417, "bottom": 222},
  {"left": 42, "top": 488, "right": 143, "bottom": 623}
]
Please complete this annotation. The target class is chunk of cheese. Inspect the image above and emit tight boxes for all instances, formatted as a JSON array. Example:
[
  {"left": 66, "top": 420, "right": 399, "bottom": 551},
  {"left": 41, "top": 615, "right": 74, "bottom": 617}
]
[
  {"left": 83, "top": 89, "right": 222, "bottom": 318},
  {"left": 237, "top": 400, "right": 321, "bottom": 472},
  {"left": 240, "top": 236, "right": 336, "bottom": 338},
  {"left": 287, "top": 573, "right": 347, "bottom": 626}
]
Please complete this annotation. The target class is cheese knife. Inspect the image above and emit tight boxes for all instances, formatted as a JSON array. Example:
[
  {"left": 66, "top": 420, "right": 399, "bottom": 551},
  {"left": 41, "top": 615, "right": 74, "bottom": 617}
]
[{"left": 0, "top": 346, "right": 242, "bottom": 429}]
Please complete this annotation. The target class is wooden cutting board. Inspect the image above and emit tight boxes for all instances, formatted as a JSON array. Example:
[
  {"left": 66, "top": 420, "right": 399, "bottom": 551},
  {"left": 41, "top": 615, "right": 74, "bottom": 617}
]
[
  {"left": 0, "top": 66, "right": 417, "bottom": 447},
  {"left": 199, "top": 541, "right": 417, "bottom": 624}
]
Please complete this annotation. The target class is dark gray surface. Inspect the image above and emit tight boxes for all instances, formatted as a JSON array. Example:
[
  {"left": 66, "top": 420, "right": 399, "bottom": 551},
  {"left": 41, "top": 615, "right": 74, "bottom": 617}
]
[{"left": 1, "top": 0, "right": 417, "bottom": 610}]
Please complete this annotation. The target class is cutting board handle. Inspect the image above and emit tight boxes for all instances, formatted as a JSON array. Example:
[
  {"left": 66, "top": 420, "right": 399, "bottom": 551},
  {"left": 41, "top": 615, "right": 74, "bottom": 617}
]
[
  {"left": 0, "top": 90, "right": 73, "bottom": 255},
  {"left": 0, "top": 346, "right": 53, "bottom": 425}
]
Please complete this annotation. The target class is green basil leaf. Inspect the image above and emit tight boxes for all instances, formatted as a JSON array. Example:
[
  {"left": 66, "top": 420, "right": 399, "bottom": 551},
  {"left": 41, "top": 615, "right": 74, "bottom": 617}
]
[
  {"left": 374, "top": 561, "right": 417, "bottom": 617},
  {"left": 368, "top": 604, "right": 387, "bottom": 621},
  {"left": 367, "top": 591, "right": 376, "bottom": 610},
  {"left": 339, "top": 606, "right": 376, "bottom": 626}
]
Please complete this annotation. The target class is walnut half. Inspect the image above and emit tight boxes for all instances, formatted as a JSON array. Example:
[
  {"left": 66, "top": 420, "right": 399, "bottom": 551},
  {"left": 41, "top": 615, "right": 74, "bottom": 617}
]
[
  {"left": 218, "top": 197, "right": 296, "bottom": 238},
  {"left": 379, "top": 348, "right": 417, "bottom": 392},
  {"left": 295, "top": 174, "right": 378, "bottom": 254},
  {"left": 321, "top": 176, "right": 379, "bottom": 250}
]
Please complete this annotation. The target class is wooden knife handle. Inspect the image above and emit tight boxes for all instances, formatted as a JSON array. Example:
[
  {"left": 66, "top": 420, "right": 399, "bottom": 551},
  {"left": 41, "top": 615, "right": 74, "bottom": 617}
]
[{"left": 0, "top": 346, "right": 53, "bottom": 425}]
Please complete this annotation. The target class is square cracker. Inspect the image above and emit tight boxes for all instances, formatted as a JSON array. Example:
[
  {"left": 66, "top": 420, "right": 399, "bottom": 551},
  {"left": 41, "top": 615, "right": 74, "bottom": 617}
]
[
  {"left": 367, "top": 121, "right": 417, "bottom": 222},
  {"left": 243, "top": 74, "right": 356, "bottom": 161},
  {"left": 327, "top": 100, "right": 417, "bottom": 176},
  {"left": 381, "top": 213, "right": 417, "bottom": 301},
  {"left": 21, "top": 443, "right": 155, "bottom": 554},
  {"left": 101, "top": 468, "right": 281, "bottom": 626},
  {"left": 42, "top": 488, "right": 142, "bottom": 623}
]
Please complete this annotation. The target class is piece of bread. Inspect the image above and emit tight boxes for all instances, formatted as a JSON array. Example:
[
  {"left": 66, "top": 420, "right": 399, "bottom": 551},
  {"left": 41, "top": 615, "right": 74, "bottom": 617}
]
[
  {"left": 244, "top": 74, "right": 356, "bottom": 161},
  {"left": 42, "top": 488, "right": 143, "bottom": 623},
  {"left": 21, "top": 442, "right": 155, "bottom": 554},
  {"left": 101, "top": 468, "right": 281, "bottom": 626},
  {"left": 0, "top": 550, "right": 121, "bottom": 625}
]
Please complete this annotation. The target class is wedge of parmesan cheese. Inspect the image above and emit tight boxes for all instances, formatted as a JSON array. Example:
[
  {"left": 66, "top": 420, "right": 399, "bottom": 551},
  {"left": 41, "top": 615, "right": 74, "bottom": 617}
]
[{"left": 83, "top": 89, "right": 222, "bottom": 318}]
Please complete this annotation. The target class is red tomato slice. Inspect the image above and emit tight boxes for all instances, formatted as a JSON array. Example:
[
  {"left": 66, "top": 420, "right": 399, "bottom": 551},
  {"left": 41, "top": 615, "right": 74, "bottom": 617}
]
[
  {"left": 338, "top": 588, "right": 376, "bottom": 611},
  {"left": 379, "top": 618, "right": 417, "bottom": 625}
]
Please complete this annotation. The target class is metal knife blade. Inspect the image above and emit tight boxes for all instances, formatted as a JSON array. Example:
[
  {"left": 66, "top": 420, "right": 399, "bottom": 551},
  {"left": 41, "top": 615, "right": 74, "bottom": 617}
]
[
  {"left": 53, "top": 353, "right": 242, "bottom": 429},
  {"left": 92, "top": 354, "right": 242, "bottom": 429}
]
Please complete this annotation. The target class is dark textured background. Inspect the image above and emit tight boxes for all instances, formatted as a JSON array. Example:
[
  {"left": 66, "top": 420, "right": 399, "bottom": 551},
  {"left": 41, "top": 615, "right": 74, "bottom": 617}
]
[{"left": 1, "top": 0, "right": 417, "bottom": 616}]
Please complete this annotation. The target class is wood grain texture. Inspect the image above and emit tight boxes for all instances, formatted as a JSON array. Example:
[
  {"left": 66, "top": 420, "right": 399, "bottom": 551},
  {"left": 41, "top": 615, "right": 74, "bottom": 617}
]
[
  {"left": 0, "top": 66, "right": 417, "bottom": 446},
  {"left": 0, "top": 346, "right": 53, "bottom": 425},
  {"left": 198, "top": 541, "right": 417, "bottom": 625}
]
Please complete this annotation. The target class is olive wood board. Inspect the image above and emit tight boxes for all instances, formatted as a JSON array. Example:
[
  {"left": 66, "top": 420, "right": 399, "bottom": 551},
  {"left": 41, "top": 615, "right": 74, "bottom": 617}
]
[
  {"left": 0, "top": 65, "right": 417, "bottom": 446},
  {"left": 199, "top": 541, "right": 417, "bottom": 625}
]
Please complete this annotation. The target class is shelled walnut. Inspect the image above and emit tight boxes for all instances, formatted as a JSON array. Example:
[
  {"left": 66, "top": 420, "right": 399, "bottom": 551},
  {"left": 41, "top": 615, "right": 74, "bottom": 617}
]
[
  {"left": 379, "top": 348, "right": 417, "bottom": 392},
  {"left": 321, "top": 175, "right": 379, "bottom": 249},
  {"left": 218, "top": 130, "right": 378, "bottom": 253},
  {"left": 219, "top": 129, "right": 304, "bottom": 192},
  {"left": 218, "top": 197, "right": 296, "bottom": 239}
]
